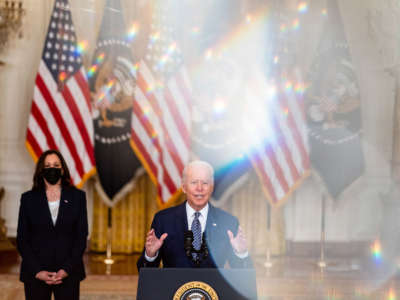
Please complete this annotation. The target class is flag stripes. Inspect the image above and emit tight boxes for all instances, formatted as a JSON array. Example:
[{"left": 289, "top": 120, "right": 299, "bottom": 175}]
[
  {"left": 132, "top": 59, "right": 192, "bottom": 205},
  {"left": 252, "top": 91, "right": 310, "bottom": 206},
  {"left": 26, "top": 0, "right": 95, "bottom": 187}
]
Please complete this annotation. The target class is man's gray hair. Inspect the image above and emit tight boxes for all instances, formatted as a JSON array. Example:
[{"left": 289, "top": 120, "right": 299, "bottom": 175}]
[{"left": 182, "top": 160, "right": 214, "bottom": 184}]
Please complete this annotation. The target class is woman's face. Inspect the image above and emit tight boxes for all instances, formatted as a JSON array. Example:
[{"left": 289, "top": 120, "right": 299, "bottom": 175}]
[{"left": 44, "top": 154, "right": 62, "bottom": 170}]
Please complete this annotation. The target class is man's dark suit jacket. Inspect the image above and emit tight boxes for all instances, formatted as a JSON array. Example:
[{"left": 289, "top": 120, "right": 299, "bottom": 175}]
[
  {"left": 137, "top": 201, "right": 252, "bottom": 270},
  {"left": 16, "top": 186, "right": 88, "bottom": 282}
]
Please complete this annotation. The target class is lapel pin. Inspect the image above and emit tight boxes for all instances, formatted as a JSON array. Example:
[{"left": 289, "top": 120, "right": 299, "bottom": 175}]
[
  {"left": 64, "top": 200, "right": 68, "bottom": 203},
  {"left": 213, "top": 223, "right": 217, "bottom": 227}
]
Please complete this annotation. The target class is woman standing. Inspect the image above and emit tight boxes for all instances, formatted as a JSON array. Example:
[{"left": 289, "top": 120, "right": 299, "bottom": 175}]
[{"left": 17, "top": 149, "right": 88, "bottom": 300}]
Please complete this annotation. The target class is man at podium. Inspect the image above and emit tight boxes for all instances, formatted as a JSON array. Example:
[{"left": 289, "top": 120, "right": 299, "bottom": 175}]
[{"left": 137, "top": 160, "right": 253, "bottom": 270}]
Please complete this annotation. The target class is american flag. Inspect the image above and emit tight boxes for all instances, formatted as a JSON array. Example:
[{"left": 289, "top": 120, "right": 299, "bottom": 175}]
[
  {"left": 131, "top": 1, "right": 192, "bottom": 206},
  {"left": 250, "top": 83, "right": 310, "bottom": 206},
  {"left": 26, "top": 0, "right": 95, "bottom": 187}
]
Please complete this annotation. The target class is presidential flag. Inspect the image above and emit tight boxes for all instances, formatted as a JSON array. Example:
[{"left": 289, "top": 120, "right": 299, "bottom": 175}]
[
  {"left": 26, "top": 0, "right": 95, "bottom": 187},
  {"left": 305, "top": 0, "right": 364, "bottom": 198},
  {"left": 132, "top": 0, "right": 193, "bottom": 206},
  {"left": 88, "top": 0, "right": 143, "bottom": 205}
]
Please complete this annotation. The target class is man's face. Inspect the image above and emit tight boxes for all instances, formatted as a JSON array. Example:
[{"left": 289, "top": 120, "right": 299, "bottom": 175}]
[{"left": 182, "top": 164, "right": 214, "bottom": 211}]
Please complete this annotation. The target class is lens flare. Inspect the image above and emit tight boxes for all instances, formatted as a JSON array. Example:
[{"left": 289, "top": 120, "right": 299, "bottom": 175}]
[
  {"left": 76, "top": 40, "right": 88, "bottom": 55},
  {"left": 58, "top": 71, "right": 67, "bottom": 82},
  {"left": 126, "top": 22, "right": 139, "bottom": 42},
  {"left": 246, "top": 14, "right": 253, "bottom": 23},
  {"left": 294, "top": 83, "right": 306, "bottom": 95},
  {"left": 298, "top": 2, "right": 308, "bottom": 13},
  {"left": 191, "top": 26, "right": 200, "bottom": 34},
  {"left": 371, "top": 240, "right": 382, "bottom": 261},
  {"left": 87, "top": 65, "right": 98, "bottom": 78},
  {"left": 150, "top": 31, "right": 160, "bottom": 43},
  {"left": 292, "top": 19, "right": 300, "bottom": 30},
  {"left": 285, "top": 81, "right": 293, "bottom": 91},
  {"left": 205, "top": 49, "right": 213, "bottom": 60},
  {"left": 388, "top": 288, "right": 396, "bottom": 300},
  {"left": 213, "top": 98, "right": 226, "bottom": 115},
  {"left": 322, "top": 8, "right": 327, "bottom": 16},
  {"left": 280, "top": 23, "right": 287, "bottom": 33},
  {"left": 96, "top": 53, "right": 105, "bottom": 64}
]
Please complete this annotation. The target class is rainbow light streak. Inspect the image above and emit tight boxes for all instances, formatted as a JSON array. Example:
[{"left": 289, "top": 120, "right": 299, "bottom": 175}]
[
  {"left": 273, "top": 56, "right": 279, "bottom": 64},
  {"left": 143, "top": 105, "right": 151, "bottom": 117},
  {"left": 371, "top": 240, "right": 382, "bottom": 261},
  {"left": 285, "top": 81, "right": 293, "bottom": 91},
  {"left": 213, "top": 98, "right": 226, "bottom": 115},
  {"left": 158, "top": 42, "right": 177, "bottom": 67},
  {"left": 150, "top": 31, "right": 160, "bottom": 43},
  {"left": 282, "top": 107, "right": 289, "bottom": 117},
  {"left": 292, "top": 19, "right": 300, "bottom": 30},
  {"left": 295, "top": 83, "right": 306, "bottom": 95},
  {"left": 130, "top": 63, "right": 139, "bottom": 76},
  {"left": 322, "top": 8, "right": 327, "bottom": 16},
  {"left": 87, "top": 65, "right": 98, "bottom": 78},
  {"left": 146, "top": 80, "right": 164, "bottom": 94},
  {"left": 280, "top": 23, "right": 287, "bottom": 33},
  {"left": 58, "top": 71, "right": 67, "bottom": 82},
  {"left": 388, "top": 288, "right": 396, "bottom": 300},
  {"left": 246, "top": 14, "right": 253, "bottom": 23},
  {"left": 126, "top": 22, "right": 138, "bottom": 42},
  {"left": 298, "top": 2, "right": 308, "bottom": 13},
  {"left": 97, "top": 79, "right": 115, "bottom": 103},
  {"left": 205, "top": 49, "right": 213, "bottom": 60},
  {"left": 76, "top": 40, "right": 88, "bottom": 55},
  {"left": 191, "top": 26, "right": 200, "bottom": 34},
  {"left": 268, "top": 84, "right": 277, "bottom": 98},
  {"left": 96, "top": 53, "right": 105, "bottom": 64}
]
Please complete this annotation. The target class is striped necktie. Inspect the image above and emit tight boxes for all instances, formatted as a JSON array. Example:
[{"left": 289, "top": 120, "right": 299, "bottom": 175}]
[{"left": 192, "top": 212, "right": 202, "bottom": 259}]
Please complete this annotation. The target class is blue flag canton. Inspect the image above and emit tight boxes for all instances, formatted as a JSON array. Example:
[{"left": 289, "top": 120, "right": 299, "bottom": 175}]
[
  {"left": 43, "top": 0, "right": 81, "bottom": 83},
  {"left": 145, "top": 0, "right": 183, "bottom": 80}
]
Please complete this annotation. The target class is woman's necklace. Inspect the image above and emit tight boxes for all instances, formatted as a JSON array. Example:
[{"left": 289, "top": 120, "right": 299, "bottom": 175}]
[{"left": 46, "top": 185, "right": 61, "bottom": 202}]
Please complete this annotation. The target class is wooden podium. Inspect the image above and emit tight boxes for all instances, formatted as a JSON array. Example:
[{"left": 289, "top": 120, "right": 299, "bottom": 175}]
[{"left": 137, "top": 268, "right": 257, "bottom": 300}]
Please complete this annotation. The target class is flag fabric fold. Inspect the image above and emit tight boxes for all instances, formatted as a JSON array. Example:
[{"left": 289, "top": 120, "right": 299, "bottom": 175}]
[
  {"left": 305, "top": 0, "right": 364, "bottom": 198},
  {"left": 131, "top": 0, "right": 193, "bottom": 207},
  {"left": 26, "top": 0, "right": 95, "bottom": 187},
  {"left": 248, "top": 11, "right": 311, "bottom": 207},
  {"left": 88, "top": 0, "right": 143, "bottom": 206}
]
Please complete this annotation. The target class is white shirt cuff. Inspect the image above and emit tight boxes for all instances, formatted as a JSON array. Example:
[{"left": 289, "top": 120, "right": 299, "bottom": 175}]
[
  {"left": 144, "top": 251, "right": 158, "bottom": 262},
  {"left": 235, "top": 250, "right": 249, "bottom": 259}
]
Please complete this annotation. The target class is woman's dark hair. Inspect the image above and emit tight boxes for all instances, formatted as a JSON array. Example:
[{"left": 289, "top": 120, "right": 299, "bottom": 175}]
[{"left": 32, "top": 149, "right": 72, "bottom": 190}]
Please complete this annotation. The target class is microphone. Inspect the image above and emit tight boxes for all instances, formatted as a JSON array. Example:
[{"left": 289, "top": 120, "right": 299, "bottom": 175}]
[
  {"left": 201, "top": 232, "right": 208, "bottom": 259},
  {"left": 184, "top": 230, "right": 194, "bottom": 258}
]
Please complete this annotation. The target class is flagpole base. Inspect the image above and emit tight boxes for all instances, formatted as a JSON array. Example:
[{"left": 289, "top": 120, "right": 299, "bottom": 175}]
[{"left": 264, "top": 248, "right": 273, "bottom": 269}]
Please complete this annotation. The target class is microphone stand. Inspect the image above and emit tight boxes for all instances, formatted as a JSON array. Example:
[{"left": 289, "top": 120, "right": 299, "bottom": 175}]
[{"left": 184, "top": 231, "right": 208, "bottom": 266}]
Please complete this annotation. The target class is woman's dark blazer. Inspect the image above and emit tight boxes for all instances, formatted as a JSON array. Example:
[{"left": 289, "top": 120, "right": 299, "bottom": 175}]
[{"left": 16, "top": 186, "right": 88, "bottom": 282}]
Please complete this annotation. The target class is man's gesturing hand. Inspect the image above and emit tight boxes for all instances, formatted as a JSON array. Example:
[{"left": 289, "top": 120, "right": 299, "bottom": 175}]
[
  {"left": 227, "top": 226, "right": 248, "bottom": 255},
  {"left": 145, "top": 228, "right": 168, "bottom": 258}
]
